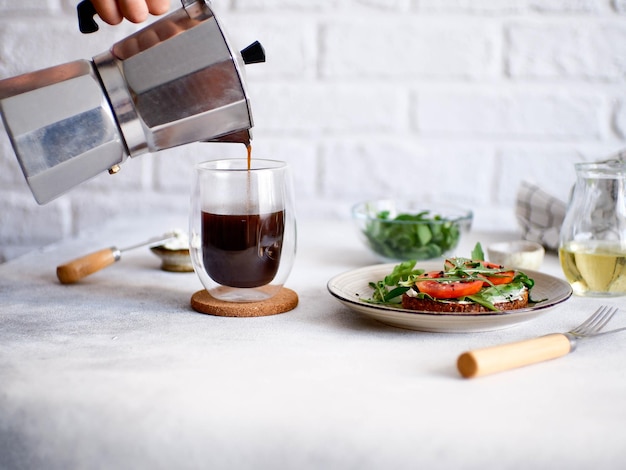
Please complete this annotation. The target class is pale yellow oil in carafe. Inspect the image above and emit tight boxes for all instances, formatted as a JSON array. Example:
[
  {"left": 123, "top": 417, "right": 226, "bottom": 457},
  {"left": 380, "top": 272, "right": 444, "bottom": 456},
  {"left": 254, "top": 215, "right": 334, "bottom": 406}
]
[{"left": 559, "top": 241, "right": 626, "bottom": 295}]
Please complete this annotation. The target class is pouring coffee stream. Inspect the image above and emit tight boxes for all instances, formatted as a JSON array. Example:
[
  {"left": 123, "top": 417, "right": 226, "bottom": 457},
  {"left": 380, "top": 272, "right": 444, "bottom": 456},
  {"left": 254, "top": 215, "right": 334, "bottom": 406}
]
[{"left": 0, "top": 0, "right": 265, "bottom": 204}]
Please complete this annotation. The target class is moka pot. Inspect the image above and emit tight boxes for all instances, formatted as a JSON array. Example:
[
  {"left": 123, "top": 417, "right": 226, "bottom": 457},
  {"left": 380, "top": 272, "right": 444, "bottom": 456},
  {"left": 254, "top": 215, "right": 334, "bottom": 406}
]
[{"left": 0, "top": 0, "right": 265, "bottom": 204}]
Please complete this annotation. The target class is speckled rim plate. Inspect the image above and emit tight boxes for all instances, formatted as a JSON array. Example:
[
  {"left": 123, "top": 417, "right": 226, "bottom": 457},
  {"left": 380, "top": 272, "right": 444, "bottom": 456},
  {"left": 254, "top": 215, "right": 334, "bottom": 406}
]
[{"left": 327, "top": 262, "right": 572, "bottom": 333}]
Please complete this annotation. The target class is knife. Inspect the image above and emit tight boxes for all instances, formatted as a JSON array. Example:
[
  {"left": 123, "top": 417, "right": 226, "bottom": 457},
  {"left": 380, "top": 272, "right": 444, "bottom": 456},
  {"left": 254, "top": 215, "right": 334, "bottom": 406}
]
[{"left": 56, "top": 232, "right": 177, "bottom": 284}]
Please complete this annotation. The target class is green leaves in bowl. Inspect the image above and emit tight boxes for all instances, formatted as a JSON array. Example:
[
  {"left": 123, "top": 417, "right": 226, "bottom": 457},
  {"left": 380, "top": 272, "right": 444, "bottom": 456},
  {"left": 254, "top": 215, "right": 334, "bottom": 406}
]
[{"left": 362, "top": 209, "right": 464, "bottom": 261}]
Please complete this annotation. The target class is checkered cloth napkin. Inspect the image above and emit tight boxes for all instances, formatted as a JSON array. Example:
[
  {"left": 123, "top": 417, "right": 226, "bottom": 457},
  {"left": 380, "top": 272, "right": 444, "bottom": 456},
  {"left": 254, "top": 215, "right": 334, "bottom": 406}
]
[{"left": 515, "top": 181, "right": 567, "bottom": 252}]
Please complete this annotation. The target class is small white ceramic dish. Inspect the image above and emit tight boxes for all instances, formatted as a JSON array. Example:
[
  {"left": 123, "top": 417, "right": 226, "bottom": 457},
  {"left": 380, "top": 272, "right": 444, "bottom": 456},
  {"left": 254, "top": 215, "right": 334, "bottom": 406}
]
[{"left": 487, "top": 240, "right": 545, "bottom": 270}]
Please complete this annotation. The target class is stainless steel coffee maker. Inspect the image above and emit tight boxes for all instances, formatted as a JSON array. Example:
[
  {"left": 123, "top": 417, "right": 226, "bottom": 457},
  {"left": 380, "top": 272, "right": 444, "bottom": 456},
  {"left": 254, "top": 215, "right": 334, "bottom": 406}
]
[{"left": 0, "top": 0, "right": 265, "bottom": 204}]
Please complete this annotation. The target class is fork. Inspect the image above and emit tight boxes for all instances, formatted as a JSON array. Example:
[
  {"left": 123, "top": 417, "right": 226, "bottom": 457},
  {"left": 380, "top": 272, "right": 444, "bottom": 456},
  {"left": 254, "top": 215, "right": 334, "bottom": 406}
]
[{"left": 457, "top": 306, "right": 621, "bottom": 379}]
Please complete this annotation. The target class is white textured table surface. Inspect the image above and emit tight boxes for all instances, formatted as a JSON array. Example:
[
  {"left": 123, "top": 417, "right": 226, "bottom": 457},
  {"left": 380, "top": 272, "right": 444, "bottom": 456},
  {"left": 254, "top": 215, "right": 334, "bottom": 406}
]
[{"left": 1, "top": 217, "right": 625, "bottom": 470}]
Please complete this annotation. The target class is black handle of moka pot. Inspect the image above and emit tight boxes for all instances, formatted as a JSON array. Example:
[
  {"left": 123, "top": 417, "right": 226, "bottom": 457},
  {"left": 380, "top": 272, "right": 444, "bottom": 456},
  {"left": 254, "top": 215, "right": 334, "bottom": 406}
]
[
  {"left": 241, "top": 41, "right": 266, "bottom": 64},
  {"left": 77, "top": 0, "right": 99, "bottom": 34}
]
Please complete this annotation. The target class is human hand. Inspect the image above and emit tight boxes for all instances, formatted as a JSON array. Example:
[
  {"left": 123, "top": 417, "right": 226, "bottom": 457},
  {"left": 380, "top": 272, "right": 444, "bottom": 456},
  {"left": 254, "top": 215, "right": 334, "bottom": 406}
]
[{"left": 90, "top": 0, "right": 171, "bottom": 25}]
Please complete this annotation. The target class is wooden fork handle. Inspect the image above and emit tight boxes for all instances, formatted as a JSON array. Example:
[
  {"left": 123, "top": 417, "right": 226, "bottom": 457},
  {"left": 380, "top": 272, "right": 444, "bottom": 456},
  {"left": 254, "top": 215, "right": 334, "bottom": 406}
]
[
  {"left": 56, "top": 248, "right": 119, "bottom": 284},
  {"left": 457, "top": 333, "right": 573, "bottom": 379}
]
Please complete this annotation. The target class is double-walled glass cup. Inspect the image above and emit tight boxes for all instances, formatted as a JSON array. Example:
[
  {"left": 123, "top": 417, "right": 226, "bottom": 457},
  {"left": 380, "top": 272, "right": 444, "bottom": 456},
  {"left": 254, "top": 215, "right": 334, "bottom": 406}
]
[{"left": 190, "top": 159, "right": 296, "bottom": 302}]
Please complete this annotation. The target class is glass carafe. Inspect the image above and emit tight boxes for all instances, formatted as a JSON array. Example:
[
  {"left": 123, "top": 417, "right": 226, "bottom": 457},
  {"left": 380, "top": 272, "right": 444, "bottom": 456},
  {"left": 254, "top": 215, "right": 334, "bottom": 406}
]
[{"left": 559, "top": 160, "right": 626, "bottom": 296}]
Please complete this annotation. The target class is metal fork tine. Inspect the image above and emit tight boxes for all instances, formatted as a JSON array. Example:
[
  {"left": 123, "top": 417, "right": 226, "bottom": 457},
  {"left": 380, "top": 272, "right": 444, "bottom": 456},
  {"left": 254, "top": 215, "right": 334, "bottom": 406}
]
[
  {"left": 581, "top": 306, "right": 611, "bottom": 332},
  {"left": 590, "top": 307, "right": 618, "bottom": 333},
  {"left": 570, "top": 306, "right": 607, "bottom": 335},
  {"left": 570, "top": 306, "right": 618, "bottom": 336}
]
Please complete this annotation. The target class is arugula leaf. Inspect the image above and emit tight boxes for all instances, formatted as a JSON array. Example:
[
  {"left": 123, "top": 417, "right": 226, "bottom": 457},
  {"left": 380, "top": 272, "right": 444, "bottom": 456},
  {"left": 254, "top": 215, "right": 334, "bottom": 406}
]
[
  {"left": 467, "top": 281, "right": 529, "bottom": 311},
  {"left": 471, "top": 242, "right": 485, "bottom": 262},
  {"left": 512, "top": 271, "right": 547, "bottom": 303},
  {"left": 465, "top": 295, "right": 499, "bottom": 311},
  {"left": 365, "top": 260, "right": 424, "bottom": 304}
]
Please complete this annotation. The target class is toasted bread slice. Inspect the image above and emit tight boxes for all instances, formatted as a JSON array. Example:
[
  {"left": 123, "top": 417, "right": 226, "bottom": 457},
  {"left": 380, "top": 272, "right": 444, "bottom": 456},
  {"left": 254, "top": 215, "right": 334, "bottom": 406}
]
[{"left": 401, "top": 287, "right": 529, "bottom": 313}]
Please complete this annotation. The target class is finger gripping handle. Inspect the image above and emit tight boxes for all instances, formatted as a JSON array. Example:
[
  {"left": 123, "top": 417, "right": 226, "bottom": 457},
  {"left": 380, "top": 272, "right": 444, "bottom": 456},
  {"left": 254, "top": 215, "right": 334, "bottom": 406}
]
[
  {"left": 56, "top": 248, "right": 117, "bottom": 284},
  {"left": 457, "top": 334, "right": 572, "bottom": 379}
]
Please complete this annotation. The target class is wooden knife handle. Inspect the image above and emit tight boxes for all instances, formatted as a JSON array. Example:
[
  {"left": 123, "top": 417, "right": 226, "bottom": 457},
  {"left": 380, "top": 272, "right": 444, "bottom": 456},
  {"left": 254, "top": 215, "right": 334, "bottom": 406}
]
[
  {"left": 56, "top": 248, "right": 118, "bottom": 284},
  {"left": 457, "top": 333, "right": 572, "bottom": 379}
]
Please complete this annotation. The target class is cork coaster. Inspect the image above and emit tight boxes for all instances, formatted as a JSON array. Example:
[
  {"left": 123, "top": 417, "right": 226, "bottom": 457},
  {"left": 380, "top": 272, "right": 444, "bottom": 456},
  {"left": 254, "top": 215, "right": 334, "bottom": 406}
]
[{"left": 190, "top": 287, "right": 299, "bottom": 317}]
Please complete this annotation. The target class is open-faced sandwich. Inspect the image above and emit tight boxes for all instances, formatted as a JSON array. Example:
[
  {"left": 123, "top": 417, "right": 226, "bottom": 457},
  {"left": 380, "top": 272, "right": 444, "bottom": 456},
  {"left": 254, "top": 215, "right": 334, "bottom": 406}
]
[{"left": 366, "top": 243, "right": 541, "bottom": 313}]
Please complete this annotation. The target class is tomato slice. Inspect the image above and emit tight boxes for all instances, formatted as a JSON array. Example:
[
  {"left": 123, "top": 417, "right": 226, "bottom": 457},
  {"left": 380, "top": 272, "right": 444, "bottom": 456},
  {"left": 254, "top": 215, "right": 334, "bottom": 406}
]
[
  {"left": 478, "top": 262, "right": 515, "bottom": 286},
  {"left": 415, "top": 271, "right": 484, "bottom": 299},
  {"left": 480, "top": 271, "right": 515, "bottom": 286},
  {"left": 444, "top": 259, "right": 515, "bottom": 287}
]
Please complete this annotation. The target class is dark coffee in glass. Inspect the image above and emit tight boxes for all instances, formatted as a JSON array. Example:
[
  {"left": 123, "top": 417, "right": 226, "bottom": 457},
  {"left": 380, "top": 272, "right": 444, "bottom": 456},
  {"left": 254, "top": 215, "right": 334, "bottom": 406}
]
[
  {"left": 190, "top": 158, "right": 295, "bottom": 302},
  {"left": 201, "top": 211, "right": 285, "bottom": 288}
]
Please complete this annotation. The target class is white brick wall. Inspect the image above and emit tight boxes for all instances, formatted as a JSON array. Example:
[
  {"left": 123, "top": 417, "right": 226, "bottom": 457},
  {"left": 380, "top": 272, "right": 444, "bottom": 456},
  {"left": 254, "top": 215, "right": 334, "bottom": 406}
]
[{"left": 1, "top": 0, "right": 626, "bottom": 262}]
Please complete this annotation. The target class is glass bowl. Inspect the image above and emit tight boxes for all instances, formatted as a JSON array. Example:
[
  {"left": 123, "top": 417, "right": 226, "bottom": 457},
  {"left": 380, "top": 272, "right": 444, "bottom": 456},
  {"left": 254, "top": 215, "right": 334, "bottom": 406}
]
[{"left": 352, "top": 200, "right": 473, "bottom": 261}]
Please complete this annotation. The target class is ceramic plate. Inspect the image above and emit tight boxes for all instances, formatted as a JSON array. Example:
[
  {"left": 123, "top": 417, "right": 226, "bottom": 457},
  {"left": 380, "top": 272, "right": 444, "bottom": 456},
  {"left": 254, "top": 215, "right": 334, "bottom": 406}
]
[{"left": 327, "top": 262, "right": 572, "bottom": 333}]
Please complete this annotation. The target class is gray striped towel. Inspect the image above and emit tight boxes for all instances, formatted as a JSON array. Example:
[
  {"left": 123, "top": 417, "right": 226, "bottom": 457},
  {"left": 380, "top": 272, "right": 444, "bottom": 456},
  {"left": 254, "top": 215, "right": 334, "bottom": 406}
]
[{"left": 515, "top": 181, "right": 567, "bottom": 252}]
